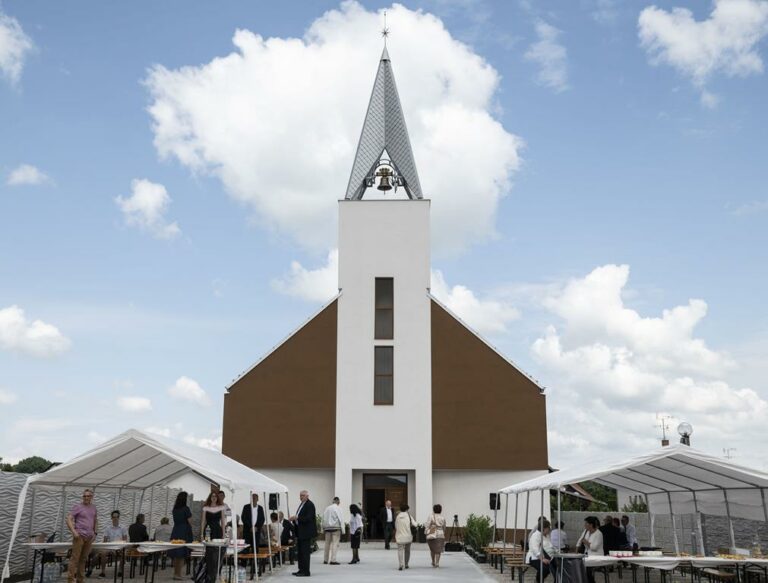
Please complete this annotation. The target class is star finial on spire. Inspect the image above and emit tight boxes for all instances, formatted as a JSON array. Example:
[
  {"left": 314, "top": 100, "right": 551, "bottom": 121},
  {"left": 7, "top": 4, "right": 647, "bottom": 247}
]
[{"left": 381, "top": 10, "right": 390, "bottom": 45}]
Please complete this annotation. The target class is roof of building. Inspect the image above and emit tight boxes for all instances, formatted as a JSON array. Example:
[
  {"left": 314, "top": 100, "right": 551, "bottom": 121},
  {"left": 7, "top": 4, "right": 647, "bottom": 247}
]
[{"left": 345, "top": 47, "right": 423, "bottom": 201}]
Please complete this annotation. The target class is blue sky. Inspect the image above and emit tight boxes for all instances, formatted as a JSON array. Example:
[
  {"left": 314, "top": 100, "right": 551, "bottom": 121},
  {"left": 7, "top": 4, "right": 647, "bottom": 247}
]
[{"left": 1, "top": 0, "right": 767, "bottom": 470}]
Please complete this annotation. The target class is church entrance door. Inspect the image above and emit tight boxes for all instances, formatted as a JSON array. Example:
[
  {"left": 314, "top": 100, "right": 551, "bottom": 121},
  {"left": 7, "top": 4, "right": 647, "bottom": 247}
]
[{"left": 362, "top": 473, "right": 408, "bottom": 539}]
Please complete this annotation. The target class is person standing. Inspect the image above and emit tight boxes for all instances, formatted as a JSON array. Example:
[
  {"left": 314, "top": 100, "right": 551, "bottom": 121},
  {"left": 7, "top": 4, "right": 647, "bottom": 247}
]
[
  {"left": 599, "top": 515, "right": 620, "bottom": 554},
  {"left": 66, "top": 488, "right": 98, "bottom": 583},
  {"left": 394, "top": 504, "right": 415, "bottom": 571},
  {"left": 167, "top": 492, "right": 192, "bottom": 581},
  {"left": 425, "top": 504, "right": 447, "bottom": 568},
  {"left": 201, "top": 491, "right": 227, "bottom": 583},
  {"left": 620, "top": 515, "right": 638, "bottom": 551},
  {"left": 379, "top": 500, "right": 395, "bottom": 550},
  {"left": 348, "top": 504, "right": 363, "bottom": 565},
  {"left": 290, "top": 490, "right": 316, "bottom": 577},
  {"left": 278, "top": 511, "right": 295, "bottom": 564},
  {"left": 321, "top": 497, "right": 344, "bottom": 565},
  {"left": 241, "top": 493, "right": 266, "bottom": 551},
  {"left": 577, "top": 517, "right": 604, "bottom": 583}
]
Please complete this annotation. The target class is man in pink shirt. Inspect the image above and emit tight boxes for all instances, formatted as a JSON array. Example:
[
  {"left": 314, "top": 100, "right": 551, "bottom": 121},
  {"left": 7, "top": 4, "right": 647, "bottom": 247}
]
[{"left": 66, "top": 489, "right": 98, "bottom": 583}]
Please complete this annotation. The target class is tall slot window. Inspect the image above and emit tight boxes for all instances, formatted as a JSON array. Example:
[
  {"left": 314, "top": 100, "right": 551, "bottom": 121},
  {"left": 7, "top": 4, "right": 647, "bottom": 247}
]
[
  {"left": 374, "top": 346, "right": 394, "bottom": 405},
  {"left": 375, "top": 278, "right": 394, "bottom": 339}
]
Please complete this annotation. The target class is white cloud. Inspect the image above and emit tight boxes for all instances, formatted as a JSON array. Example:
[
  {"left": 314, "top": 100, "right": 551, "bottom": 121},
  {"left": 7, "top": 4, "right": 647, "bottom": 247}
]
[
  {"left": 13, "top": 417, "right": 76, "bottom": 433},
  {"left": 145, "top": 426, "right": 172, "bottom": 438},
  {"left": 183, "top": 433, "right": 222, "bottom": 451},
  {"left": 115, "top": 179, "right": 181, "bottom": 239},
  {"left": 730, "top": 199, "right": 768, "bottom": 215},
  {"left": 87, "top": 431, "right": 106, "bottom": 443},
  {"left": 271, "top": 249, "right": 339, "bottom": 303},
  {"left": 0, "top": 305, "right": 72, "bottom": 357},
  {"left": 0, "top": 388, "right": 17, "bottom": 405},
  {"left": 591, "top": 0, "right": 618, "bottom": 25},
  {"left": 144, "top": 2, "right": 522, "bottom": 255},
  {"left": 638, "top": 0, "right": 768, "bottom": 105},
  {"left": 6, "top": 164, "right": 52, "bottom": 186},
  {"left": 531, "top": 264, "right": 768, "bottom": 467},
  {"left": 0, "top": 10, "right": 33, "bottom": 85},
  {"left": 431, "top": 269, "right": 520, "bottom": 335},
  {"left": 168, "top": 376, "right": 211, "bottom": 406},
  {"left": 524, "top": 20, "right": 569, "bottom": 92},
  {"left": 116, "top": 396, "right": 152, "bottom": 412}
]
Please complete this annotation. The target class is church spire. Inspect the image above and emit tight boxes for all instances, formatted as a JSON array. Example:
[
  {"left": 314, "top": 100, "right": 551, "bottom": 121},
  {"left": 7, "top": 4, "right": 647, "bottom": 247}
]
[{"left": 344, "top": 46, "right": 423, "bottom": 200}]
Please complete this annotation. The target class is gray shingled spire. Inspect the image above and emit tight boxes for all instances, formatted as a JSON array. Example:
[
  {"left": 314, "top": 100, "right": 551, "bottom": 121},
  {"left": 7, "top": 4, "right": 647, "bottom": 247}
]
[{"left": 344, "top": 47, "right": 423, "bottom": 200}]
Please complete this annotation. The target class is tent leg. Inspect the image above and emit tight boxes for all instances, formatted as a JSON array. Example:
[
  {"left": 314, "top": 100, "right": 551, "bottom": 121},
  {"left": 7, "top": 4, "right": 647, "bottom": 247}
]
[
  {"left": 493, "top": 492, "right": 499, "bottom": 543},
  {"left": 761, "top": 488, "right": 768, "bottom": 524},
  {"left": 2, "top": 477, "right": 32, "bottom": 582},
  {"left": 26, "top": 489, "right": 37, "bottom": 569},
  {"left": 692, "top": 492, "right": 705, "bottom": 555},
  {"left": 59, "top": 487, "right": 67, "bottom": 542},
  {"left": 524, "top": 491, "right": 530, "bottom": 538},
  {"left": 148, "top": 487, "right": 154, "bottom": 533},
  {"left": 667, "top": 493, "right": 679, "bottom": 555},
  {"left": 645, "top": 494, "right": 655, "bottom": 547},
  {"left": 512, "top": 493, "right": 519, "bottom": 550},
  {"left": 502, "top": 494, "right": 509, "bottom": 552},
  {"left": 540, "top": 490, "right": 544, "bottom": 583},
  {"left": 557, "top": 488, "right": 563, "bottom": 583},
  {"left": 232, "top": 487, "right": 238, "bottom": 583},
  {"left": 264, "top": 492, "right": 272, "bottom": 574},
  {"left": 723, "top": 489, "right": 736, "bottom": 550}
]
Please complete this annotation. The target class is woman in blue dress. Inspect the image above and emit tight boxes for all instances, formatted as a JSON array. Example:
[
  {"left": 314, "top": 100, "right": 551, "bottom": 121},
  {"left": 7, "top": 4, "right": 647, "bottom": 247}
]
[{"left": 167, "top": 491, "right": 193, "bottom": 580}]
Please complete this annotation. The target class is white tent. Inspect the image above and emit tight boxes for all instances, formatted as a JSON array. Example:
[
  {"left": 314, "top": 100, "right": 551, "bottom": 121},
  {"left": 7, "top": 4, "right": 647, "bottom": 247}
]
[
  {"left": 3, "top": 429, "right": 289, "bottom": 580},
  {"left": 496, "top": 444, "right": 768, "bottom": 554}
]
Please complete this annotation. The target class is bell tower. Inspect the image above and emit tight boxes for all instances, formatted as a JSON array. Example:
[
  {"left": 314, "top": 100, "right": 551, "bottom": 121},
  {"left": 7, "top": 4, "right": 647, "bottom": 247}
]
[{"left": 335, "top": 46, "right": 433, "bottom": 520}]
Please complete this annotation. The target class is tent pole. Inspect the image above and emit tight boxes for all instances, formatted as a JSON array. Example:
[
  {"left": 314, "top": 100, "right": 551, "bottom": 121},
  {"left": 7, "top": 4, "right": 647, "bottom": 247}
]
[
  {"left": 148, "top": 487, "right": 154, "bottom": 534},
  {"left": 264, "top": 492, "right": 272, "bottom": 573},
  {"left": 692, "top": 491, "right": 705, "bottom": 555},
  {"left": 723, "top": 489, "right": 736, "bottom": 550},
  {"left": 137, "top": 489, "right": 146, "bottom": 520},
  {"left": 2, "top": 476, "right": 32, "bottom": 582},
  {"left": 59, "top": 487, "right": 67, "bottom": 541},
  {"left": 761, "top": 488, "right": 768, "bottom": 523},
  {"left": 232, "top": 486, "right": 238, "bottom": 583},
  {"left": 645, "top": 494, "right": 655, "bottom": 547},
  {"left": 557, "top": 487, "right": 563, "bottom": 583},
  {"left": 540, "top": 489, "right": 544, "bottom": 583},
  {"left": 493, "top": 492, "right": 499, "bottom": 543},
  {"left": 502, "top": 494, "right": 509, "bottom": 553},
  {"left": 26, "top": 488, "right": 37, "bottom": 568},
  {"left": 512, "top": 493, "right": 519, "bottom": 552},
  {"left": 667, "top": 492, "right": 679, "bottom": 554}
]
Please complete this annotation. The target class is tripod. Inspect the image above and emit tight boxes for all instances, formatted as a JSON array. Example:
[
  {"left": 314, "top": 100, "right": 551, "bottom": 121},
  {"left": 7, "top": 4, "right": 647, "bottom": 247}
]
[{"left": 446, "top": 515, "right": 463, "bottom": 551}]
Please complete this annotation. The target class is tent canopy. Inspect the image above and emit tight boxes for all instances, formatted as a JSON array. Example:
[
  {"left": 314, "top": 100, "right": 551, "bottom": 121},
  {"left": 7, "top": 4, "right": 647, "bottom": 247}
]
[
  {"left": 498, "top": 444, "right": 768, "bottom": 521},
  {"left": 25, "top": 428, "right": 287, "bottom": 494}
]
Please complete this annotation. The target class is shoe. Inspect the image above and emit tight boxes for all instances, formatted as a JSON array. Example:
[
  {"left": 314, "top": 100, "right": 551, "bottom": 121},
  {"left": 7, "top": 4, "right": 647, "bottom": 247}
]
[
  {"left": 323, "top": 561, "right": 327, "bottom": 564},
  {"left": 329, "top": 562, "right": 340, "bottom": 565},
  {"left": 398, "top": 567, "right": 403, "bottom": 571},
  {"left": 348, "top": 561, "right": 355, "bottom": 565},
  {"left": 98, "top": 574, "right": 105, "bottom": 579},
  {"left": 405, "top": 565, "right": 409, "bottom": 569}
]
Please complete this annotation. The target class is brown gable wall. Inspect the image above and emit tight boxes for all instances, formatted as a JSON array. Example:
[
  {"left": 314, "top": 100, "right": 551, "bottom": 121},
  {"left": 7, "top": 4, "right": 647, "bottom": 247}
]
[
  {"left": 431, "top": 300, "right": 548, "bottom": 470},
  {"left": 222, "top": 301, "right": 337, "bottom": 469}
]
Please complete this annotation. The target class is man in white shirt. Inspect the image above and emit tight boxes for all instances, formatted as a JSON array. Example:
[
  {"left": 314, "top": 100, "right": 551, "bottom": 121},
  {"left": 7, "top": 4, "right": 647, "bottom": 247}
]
[
  {"left": 621, "top": 515, "right": 638, "bottom": 550},
  {"left": 526, "top": 520, "right": 555, "bottom": 580},
  {"left": 322, "top": 497, "right": 344, "bottom": 565},
  {"left": 95, "top": 511, "right": 127, "bottom": 578},
  {"left": 379, "top": 500, "right": 395, "bottom": 550},
  {"left": 550, "top": 521, "right": 568, "bottom": 551}
]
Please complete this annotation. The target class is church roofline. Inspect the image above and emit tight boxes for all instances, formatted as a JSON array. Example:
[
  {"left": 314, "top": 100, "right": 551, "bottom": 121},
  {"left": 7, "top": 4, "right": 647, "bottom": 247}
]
[
  {"left": 428, "top": 292, "right": 546, "bottom": 394},
  {"left": 225, "top": 292, "right": 342, "bottom": 392}
]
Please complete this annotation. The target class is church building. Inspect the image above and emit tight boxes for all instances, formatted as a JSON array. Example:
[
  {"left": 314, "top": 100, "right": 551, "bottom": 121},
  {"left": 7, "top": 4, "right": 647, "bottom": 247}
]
[{"left": 222, "top": 47, "right": 548, "bottom": 528}]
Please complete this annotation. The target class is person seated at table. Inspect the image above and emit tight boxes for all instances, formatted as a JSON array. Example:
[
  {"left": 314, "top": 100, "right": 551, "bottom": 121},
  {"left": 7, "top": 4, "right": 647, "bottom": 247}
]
[
  {"left": 577, "top": 517, "right": 604, "bottom": 583},
  {"left": 278, "top": 511, "right": 295, "bottom": 564},
  {"left": 128, "top": 514, "right": 149, "bottom": 543},
  {"left": 268, "top": 513, "right": 281, "bottom": 546},
  {"left": 527, "top": 520, "right": 555, "bottom": 581},
  {"left": 152, "top": 517, "right": 172, "bottom": 542},
  {"left": 93, "top": 510, "right": 127, "bottom": 578},
  {"left": 550, "top": 521, "right": 568, "bottom": 552}
]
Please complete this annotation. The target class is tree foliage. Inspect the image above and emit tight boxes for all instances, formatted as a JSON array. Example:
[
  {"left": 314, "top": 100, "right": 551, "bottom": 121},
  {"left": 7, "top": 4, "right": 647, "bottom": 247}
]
[
  {"left": 549, "top": 481, "right": 618, "bottom": 512},
  {"left": 621, "top": 495, "right": 648, "bottom": 513},
  {"left": 0, "top": 456, "right": 54, "bottom": 474}
]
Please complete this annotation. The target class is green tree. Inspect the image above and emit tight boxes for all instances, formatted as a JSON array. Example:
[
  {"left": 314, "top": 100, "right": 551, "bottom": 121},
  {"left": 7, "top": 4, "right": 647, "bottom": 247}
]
[
  {"left": 10, "top": 456, "right": 54, "bottom": 474},
  {"left": 549, "top": 481, "right": 618, "bottom": 512},
  {"left": 0, "top": 457, "right": 13, "bottom": 472},
  {"left": 621, "top": 495, "right": 648, "bottom": 513}
]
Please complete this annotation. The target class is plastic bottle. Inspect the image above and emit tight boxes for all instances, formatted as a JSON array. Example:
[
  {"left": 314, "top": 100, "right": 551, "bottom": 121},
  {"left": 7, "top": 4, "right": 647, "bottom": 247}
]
[{"left": 204, "top": 525, "right": 210, "bottom": 542}]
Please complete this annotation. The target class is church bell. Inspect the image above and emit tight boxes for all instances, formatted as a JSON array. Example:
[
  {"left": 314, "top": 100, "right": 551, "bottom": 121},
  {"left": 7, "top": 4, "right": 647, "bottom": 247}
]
[{"left": 376, "top": 167, "right": 394, "bottom": 191}]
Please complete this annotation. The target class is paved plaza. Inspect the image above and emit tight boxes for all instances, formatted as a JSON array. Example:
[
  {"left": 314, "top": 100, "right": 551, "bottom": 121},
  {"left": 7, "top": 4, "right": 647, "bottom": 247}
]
[{"left": 269, "top": 545, "right": 495, "bottom": 581}]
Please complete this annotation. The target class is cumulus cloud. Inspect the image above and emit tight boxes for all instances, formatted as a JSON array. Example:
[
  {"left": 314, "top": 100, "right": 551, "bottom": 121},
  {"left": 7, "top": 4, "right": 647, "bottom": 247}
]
[
  {"left": 117, "top": 396, "right": 152, "bottom": 412},
  {"left": 0, "top": 388, "right": 17, "bottom": 405},
  {"left": 271, "top": 249, "right": 339, "bottom": 302},
  {"left": 6, "top": 164, "right": 52, "bottom": 186},
  {"left": 184, "top": 433, "right": 222, "bottom": 451},
  {"left": 115, "top": 179, "right": 181, "bottom": 239},
  {"left": 638, "top": 0, "right": 768, "bottom": 106},
  {"left": 730, "top": 199, "right": 768, "bottom": 215},
  {"left": 0, "top": 9, "right": 33, "bottom": 85},
  {"left": 531, "top": 264, "right": 768, "bottom": 466},
  {"left": 13, "top": 417, "right": 76, "bottom": 433},
  {"left": 0, "top": 305, "right": 72, "bottom": 357},
  {"left": 168, "top": 376, "right": 211, "bottom": 406},
  {"left": 524, "top": 20, "right": 569, "bottom": 92},
  {"left": 144, "top": 2, "right": 523, "bottom": 255},
  {"left": 431, "top": 269, "right": 520, "bottom": 335}
]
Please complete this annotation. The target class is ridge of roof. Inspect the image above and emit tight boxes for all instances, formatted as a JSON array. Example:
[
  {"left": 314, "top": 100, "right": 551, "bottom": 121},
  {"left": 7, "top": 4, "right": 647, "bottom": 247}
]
[
  {"left": 225, "top": 292, "right": 341, "bottom": 392},
  {"left": 428, "top": 292, "right": 546, "bottom": 393}
]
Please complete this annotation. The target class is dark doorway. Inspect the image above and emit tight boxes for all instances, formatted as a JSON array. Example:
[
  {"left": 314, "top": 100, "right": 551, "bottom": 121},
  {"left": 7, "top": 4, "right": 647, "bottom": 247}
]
[{"left": 363, "top": 473, "right": 408, "bottom": 539}]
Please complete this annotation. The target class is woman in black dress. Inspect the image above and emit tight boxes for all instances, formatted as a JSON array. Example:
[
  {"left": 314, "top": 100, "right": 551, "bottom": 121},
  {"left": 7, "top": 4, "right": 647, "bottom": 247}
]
[
  {"left": 202, "top": 492, "right": 227, "bottom": 583},
  {"left": 168, "top": 492, "right": 193, "bottom": 580}
]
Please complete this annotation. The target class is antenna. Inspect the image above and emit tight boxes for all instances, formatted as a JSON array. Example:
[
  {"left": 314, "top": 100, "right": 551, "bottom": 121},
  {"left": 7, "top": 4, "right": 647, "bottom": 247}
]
[
  {"left": 655, "top": 413, "right": 673, "bottom": 446},
  {"left": 723, "top": 448, "right": 737, "bottom": 460}
]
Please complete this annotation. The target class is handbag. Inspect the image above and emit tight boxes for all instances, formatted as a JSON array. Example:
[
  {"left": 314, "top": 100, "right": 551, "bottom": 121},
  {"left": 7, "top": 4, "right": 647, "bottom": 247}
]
[
  {"left": 409, "top": 514, "right": 418, "bottom": 538},
  {"left": 426, "top": 514, "right": 438, "bottom": 540}
]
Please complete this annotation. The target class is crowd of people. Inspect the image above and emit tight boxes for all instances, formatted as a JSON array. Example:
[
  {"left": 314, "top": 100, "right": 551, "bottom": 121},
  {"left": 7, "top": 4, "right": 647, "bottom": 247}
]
[
  {"left": 64, "top": 486, "right": 452, "bottom": 581},
  {"left": 524, "top": 514, "right": 640, "bottom": 583}
]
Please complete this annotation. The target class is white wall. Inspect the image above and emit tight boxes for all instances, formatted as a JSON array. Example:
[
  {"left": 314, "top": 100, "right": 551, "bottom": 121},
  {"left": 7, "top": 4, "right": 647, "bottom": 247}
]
[
  {"left": 256, "top": 469, "right": 334, "bottom": 516},
  {"left": 336, "top": 200, "right": 433, "bottom": 521},
  {"left": 433, "top": 470, "right": 550, "bottom": 529}
]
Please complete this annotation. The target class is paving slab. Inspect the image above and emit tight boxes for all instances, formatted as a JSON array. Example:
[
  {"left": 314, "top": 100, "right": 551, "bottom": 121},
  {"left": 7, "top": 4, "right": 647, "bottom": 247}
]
[{"left": 269, "top": 547, "right": 495, "bottom": 581}]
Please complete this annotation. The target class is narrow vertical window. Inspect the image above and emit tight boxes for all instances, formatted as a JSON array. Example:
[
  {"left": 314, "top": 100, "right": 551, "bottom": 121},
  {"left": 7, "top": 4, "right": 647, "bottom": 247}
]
[
  {"left": 375, "top": 277, "right": 394, "bottom": 339},
  {"left": 374, "top": 346, "right": 394, "bottom": 405}
]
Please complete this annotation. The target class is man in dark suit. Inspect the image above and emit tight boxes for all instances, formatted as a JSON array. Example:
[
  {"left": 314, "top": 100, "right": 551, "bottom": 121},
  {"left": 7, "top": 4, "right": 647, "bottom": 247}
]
[
  {"left": 278, "top": 511, "right": 295, "bottom": 563},
  {"left": 379, "top": 500, "right": 395, "bottom": 550},
  {"left": 241, "top": 493, "right": 266, "bottom": 551},
  {"left": 128, "top": 514, "right": 149, "bottom": 542},
  {"left": 290, "top": 490, "right": 316, "bottom": 577},
  {"left": 599, "top": 515, "right": 621, "bottom": 554}
]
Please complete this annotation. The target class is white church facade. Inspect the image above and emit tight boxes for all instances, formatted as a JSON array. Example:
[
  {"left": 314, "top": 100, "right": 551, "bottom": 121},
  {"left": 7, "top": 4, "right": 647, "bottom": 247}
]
[{"left": 222, "top": 48, "right": 548, "bottom": 530}]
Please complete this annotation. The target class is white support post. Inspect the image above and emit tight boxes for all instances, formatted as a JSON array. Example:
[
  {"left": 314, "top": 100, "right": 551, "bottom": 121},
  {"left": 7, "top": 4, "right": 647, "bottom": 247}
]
[
  {"left": 264, "top": 492, "right": 272, "bottom": 574},
  {"left": 493, "top": 493, "right": 499, "bottom": 543},
  {"left": 512, "top": 493, "right": 519, "bottom": 551},
  {"left": 502, "top": 494, "right": 509, "bottom": 552},
  {"left": 59, "top": 487, "right": 67, "bottom": 541},
  {"left": 540, "top": 489, "right": 545, "bottom": 583},
  {"left": 667, "top": 492, "right": 680, "bottom": 554},
  {"left": 723, "top": 490, "right": 736, "bottom": 550},
  {"left": 692, "top": 492, "right": 705, "bottom": 555}
]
